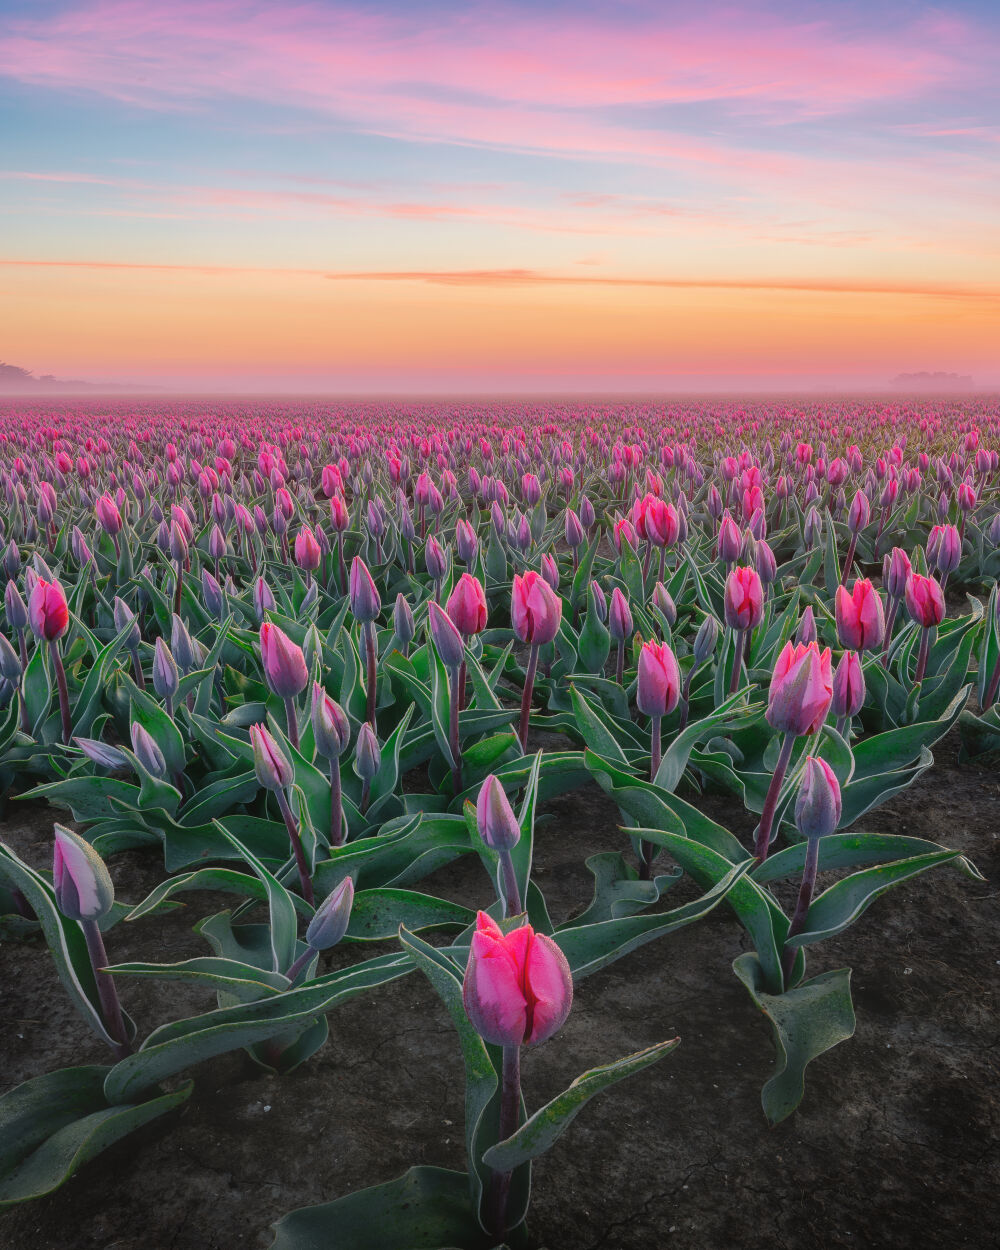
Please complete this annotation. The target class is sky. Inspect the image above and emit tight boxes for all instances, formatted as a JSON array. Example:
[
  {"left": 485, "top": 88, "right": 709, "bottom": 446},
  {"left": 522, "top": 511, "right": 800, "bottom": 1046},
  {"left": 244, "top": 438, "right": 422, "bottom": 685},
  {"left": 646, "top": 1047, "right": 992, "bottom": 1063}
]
[{"left": 0, "top": 0, "right": 998, "bottom": 393}]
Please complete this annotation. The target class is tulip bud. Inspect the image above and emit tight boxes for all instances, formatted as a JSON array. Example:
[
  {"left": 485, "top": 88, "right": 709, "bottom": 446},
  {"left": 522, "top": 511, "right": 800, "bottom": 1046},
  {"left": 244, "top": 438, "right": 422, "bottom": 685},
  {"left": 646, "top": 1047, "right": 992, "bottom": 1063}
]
[
  {"left": 693, "top": 614, "right": 719, "bottom": 663},
  {"left": 832, "top": 650, "right": 865, "bottom": 719},
  {"left": 28, "top": 578, "right": 69, "bottom": 643},
  {"left": 540, "top": 552, "right": 559, "bottom": 591},
  {"left": 393, "top": 593, "right": 415, "bottom": 646},
  {"left": 0, "top": 631, "right": 21, "bottom": 682},
  {"left": 249, "top": 722, "right": 294, "bottom": 790},
  {"left": 462, "top": 911, "right": 572, "bottom": 1047},
  {"left": 847, "top": 490, "right": 871, "bottom": 534},
  {"left": 294, "top": 527, "right": 322, "bottom": 572},
  {"left": 476, "top": 774, "right": 521, "bottom": 852},
  {"left": 349, "top": 556, "right": 381, "bottom": 623},
  {"left": 717, "top": 513, "right": 742, "bottom": 563},
  {"left": 724, "top": 566, "right": 764, "bottom": 632},
  {"left": 52, "top": 824, "right": 115, "bottom": 922},
  {"left": 259, "top": 622, "right": 309, "bottom": 698},
  {"left": 170, "top": 613, "right": 199, "bottom": 674},
  {"left": 446, "top": 573, "right": 488, "bottom": 637},
  {"left": 253, "top": 576, "right": 276, "bottom": 622},
  {"left": 511, "top": 571, "right": 562, "bottom": 645},
  {"left": 354, "top": 722, "right": 381, "bottom": 782},
  {"left": 304, "top": 876, "right": 354, "bottom": 951},
  {"left": 765, "top": 641, "right": 833, "bottom": 737},
  {"left": 564, "top": 508, "right": 585, "bottom": 549},
  {"left": 652, "top": 581, "right": 677, "bottom": 627},
  {"left": 905, "top": 573, "right": 945, "bottom": 627},
  {"left": 425, "top": 536, "right": 448, "bottom": 581},
  {"left": 201, "top": 568, "right": 225, "bottom": 618},
  {"left": 636, "top": 640, "right": 680, "bottom": 717},
  {"left": 589, "top": 580, "right": 607, "bottom": 623},
  {"left": 5, "top": 580, "right": 27, "bottom": 632},
  {"left": 796, "top": 606, "right": 817, "bottom": 645},
  {"left": 835, "top": 579, "right": 885, "bottom": 652},
  {"left": 794, "top": 756, "right": 842, "bottom": 840},
  {"left": 608, "top": 587, "right": 633, "bottom": 642},
  {"left": 152, "top": 637, "right": 179, "bottom": 702},
  {"left": 113, "top": 597, "right": 140, "bottom": 650},
  {"left": 311, "top": 683, "right": 351, "bottom": 759},
  {"left": 883, "top": 547, "right": 912, "bottom": 599},
  {"left": 130, "top": 721, "right": 167, "bottom": 778},
  {"left": 428, "top": 601, "right": 466, "bottom": 670}
]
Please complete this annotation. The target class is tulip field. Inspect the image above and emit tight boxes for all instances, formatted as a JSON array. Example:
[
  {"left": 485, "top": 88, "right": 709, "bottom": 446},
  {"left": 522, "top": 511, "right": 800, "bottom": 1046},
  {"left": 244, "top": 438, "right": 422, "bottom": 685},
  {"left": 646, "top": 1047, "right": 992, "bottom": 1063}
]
[{"left": 0, "top": 395, "right": 997, "bottom": 1250}]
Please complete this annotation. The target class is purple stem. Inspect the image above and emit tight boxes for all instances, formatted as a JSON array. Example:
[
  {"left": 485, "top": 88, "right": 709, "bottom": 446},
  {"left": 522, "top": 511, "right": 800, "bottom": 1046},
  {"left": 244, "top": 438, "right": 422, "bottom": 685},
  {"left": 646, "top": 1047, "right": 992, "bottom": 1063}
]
[
  {"left": 914, "top": 626, "right": 931, "bottom": 684},
  {"left": 49, "top": 640, "right": 71, "bottom": 745},
  {"left": 754, "top": 731, "right": 796, "bottom": 863},
  {"left": 329, "top": 755, "right": 344, "bottom": 847},
  {"left": 364, "top": 621, "right": 377, "bottom": 729},
  {"left": 639, "top": 715, "right": 662, "bottom": 880},
  {"left": 81, "top": 918, "right": 131, "bottom": 1060},
  {"left": 518, "top": 643, "right": 539, "bottom": 752},
  {"left": 498, "top": 848, "right": 522, "bottom": 917},
  {"left": 781, "top": 835, "right": 819, "bottom": 987},
  {"left": 275, "top": 786, "right": 315, "bottom": 905},
  {"left": 728, "top": 628, "right": 745, "bottom": 695},
  {"left": 283, "top": 694, "right": 299, "bottom": 749},
  {"left": 486, "top": 1043, "right": 521, "bottom": 1242}
]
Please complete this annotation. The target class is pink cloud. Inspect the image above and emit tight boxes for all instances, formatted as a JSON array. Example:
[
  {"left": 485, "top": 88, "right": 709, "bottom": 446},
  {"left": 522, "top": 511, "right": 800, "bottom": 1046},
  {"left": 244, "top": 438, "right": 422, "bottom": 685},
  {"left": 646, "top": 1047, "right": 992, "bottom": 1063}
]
[{"left": 0, "top": 1, "right": 988, "bottom": 166}]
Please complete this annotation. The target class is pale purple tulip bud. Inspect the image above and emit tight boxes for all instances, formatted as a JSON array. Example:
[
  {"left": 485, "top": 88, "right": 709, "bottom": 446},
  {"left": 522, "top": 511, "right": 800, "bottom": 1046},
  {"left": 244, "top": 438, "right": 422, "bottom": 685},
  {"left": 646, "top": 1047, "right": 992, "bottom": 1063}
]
[
  {"left": 476, "top": 774, "right": 521, "bottom": 851},
  {"left": 455, "top": 518, "right": 478, "bottom": 564},
  {"left": 5, "top": 579, "right": 27, "bottom": 632},
  {"left": 113, "top": 597, "right": 140, "bottom": 650},
  {"left": 693, "top": 614, "right": 719, "bottom": 664},
  {"left": 832, "top": 651, "right": 865, "bottom": 719},
  {"left": 311, "top": 682, "right": 351, "bottom": 759},
  {"left": 564, "top": 508, "right": 585, "bottom": 549},
  {"left": 608, "top": 587, "right": 633, "bottom": 642},
  {"left": 201, "top": 568, "right": 225, "bottom": 618},
  {"left": 393, "top": 593, "right": 415, "bottom": 646},
  {"left": 354, "top": 722, "right": 381, "bottom": 782},
  {"left": 170, "top": 614, "right": 198, "bottom": 674},
  {"left": 794, "top": 756, "right": 842, "bottom": 840},
  {"left": 253, "top": 576, "right": 276, "bottom": 622},
  {"left": 579, "top": 495, "right": 596, "bottom": 529},
  {"left": 0, "top": 631, "right": 21, "bottom": 681},
  {"left": 259, "top": 622, "right": 308, "bottom": 698},
  {"left": 428, "top": 601, "right": 465, "bottom": 670},
  {"left": 756, "top": 539, "right": 777, "bottom": 586},
  {"left": 540, "top": 552, "right": 559, "bottom": 591},
  {"left": 250, "top": 722, "right": 294, "bottom": 790},
  {"left": 130, "top": 722, "right": 167, "bottom": 778},
  {"left": 152, "top": 637, "right": 179, "bottom": 701},
  {"left": 653, "top": 582, "right": 677, "bottom": 626},
  {"left": 425, "top": 536, "right": 448, "bottom": 581},
  {"left": 589, "top": 580, "right": 607, "bottom": 623},
  {"left": 796, "top": 606, "right": 817, "bottom": 645},
  {"left": 883, "top": 548, "right": 911, "bottom": 599},
  {"left": 53, "top": 824, "right": 115, "bottom": 922},
  {"left": 305, "top": 877, "right": 354, "bottom": 950},
  {"left": 848, "top": 490, "right": 870, "bottom": 534},
  {"left": 349, "top": 557, "right": 381, "bottom": 622}
]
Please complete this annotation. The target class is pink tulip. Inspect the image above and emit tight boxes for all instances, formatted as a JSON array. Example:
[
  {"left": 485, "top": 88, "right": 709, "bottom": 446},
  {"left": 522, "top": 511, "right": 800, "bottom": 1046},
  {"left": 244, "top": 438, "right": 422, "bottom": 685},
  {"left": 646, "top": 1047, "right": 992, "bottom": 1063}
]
[
  {"left": 293, "top": 526, "right": 321, "bottom": 572},
  {"left": 835, "top": 579, "right": 885, "bottom": 652},
  {"left": 462, "top": 912, "right": 572, "bottom": 1048},
  {"left": 28, "top": 578, "right": 69, "bottom": 642},
  {"left": 636, "top": 640, "right": 680, "bottom": 718},
  {"left": 511, "top": 571, "right": 561, "bottom": 645},
  {"left": 724, "top": 565, "right": 764, "bottom": 632},
  {"left": 446, "top": 573, "right": 487, "bottom": 637},
  {"left": 766, "top": 641, "right": 833, "bottom": 738},
  {"left": 905, "top": 573, "right": 945, "bottom": 628},
  {"left": 259, "top": 622, "right": 308, "bottom": 699}
]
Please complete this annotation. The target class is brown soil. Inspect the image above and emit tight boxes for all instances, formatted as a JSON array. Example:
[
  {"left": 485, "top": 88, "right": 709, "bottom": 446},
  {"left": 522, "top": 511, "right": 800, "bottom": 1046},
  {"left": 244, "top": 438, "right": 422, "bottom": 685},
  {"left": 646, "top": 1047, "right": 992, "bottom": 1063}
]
[{"left": 1, "top": 732, "right": 998, "bottom": 1250}]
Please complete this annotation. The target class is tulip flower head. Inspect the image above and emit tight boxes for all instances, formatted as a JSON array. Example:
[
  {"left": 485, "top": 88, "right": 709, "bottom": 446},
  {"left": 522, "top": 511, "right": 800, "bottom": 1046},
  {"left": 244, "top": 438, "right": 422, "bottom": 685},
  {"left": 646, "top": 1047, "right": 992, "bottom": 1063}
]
[
  {"left": 795, "top": 756, "right": 842, "bottom": 841},
  {"left": 835, "top": 579, "right": 885, "bottom": 653},
  {"left": 53, "top": 824, "right": 115, "bottom": 922},
  {"left": 724, "top": 565, "right": 764, "bottom": 632},
  {"left": 765, "top": 641, "right": 833, "bottom": 737},
  {"left": 259, "top": 622, "right": 309, "bottom": 699},
  {"left": 446, "top": 573, "right": 488, "bottom": 638},
  {"left": 462, "top": 912, "right": 572, "bottom": 1047},
  {"left": 636, "top": 639, "right": 680, "bottom": 718},
  {"left": 905, "top": 573, "right": 945, "bottom": 628},
  {"left": 511, "top": 571, "right": 562, "bottom": 645},
  {"left": 28, "top": 577, "right": 69, "bottom": 642}
]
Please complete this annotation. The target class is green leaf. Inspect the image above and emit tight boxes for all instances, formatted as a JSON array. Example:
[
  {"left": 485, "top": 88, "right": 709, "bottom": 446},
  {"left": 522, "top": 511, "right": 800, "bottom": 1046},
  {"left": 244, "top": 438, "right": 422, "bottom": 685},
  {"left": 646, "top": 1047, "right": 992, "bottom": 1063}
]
[
  {"left": 0, "top": 1065, "right": 192, "bottom": 1207},
  {"left": 733, "top": 953, "right": 855, "bottom": 1125},
  {"left": 482, "top": 1038, "right": 679, "bottom": 1172},
  {"left": 346, "top": 888, "right": 473, "bottom": 941},
  {"left": 268, "top": 1166, "right": 492, "bottom": 1250},
  {"left": 653, "top": 692, "right": 763, "bottom": 792},
  {"left": 752, "top": 831, "right": 983, "bottom": 886},
  {"left": 212, "top": 823, "right": 299, "bottom": 974},
  {"left": 569, "top": 685, "right": 628, "bottom": 763},
  {"left": 570, "top": 852, "right": 682, "bottom": 926}
]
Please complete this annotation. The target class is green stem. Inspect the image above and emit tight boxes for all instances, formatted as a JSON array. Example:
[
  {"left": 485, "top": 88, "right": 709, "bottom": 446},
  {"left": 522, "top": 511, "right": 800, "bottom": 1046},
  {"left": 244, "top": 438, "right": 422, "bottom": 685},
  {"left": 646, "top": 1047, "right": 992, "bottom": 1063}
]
[
  {"left": 639, "top": 716, "right": 662, "bottom": 880},
  {"left": 781, "top": 836, "right": 819, "bottom": 987}
]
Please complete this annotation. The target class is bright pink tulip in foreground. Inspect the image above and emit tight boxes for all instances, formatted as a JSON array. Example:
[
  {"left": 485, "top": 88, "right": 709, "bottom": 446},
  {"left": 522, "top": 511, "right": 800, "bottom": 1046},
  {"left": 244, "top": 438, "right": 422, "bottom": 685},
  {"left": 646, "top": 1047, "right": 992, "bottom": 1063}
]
[
  {"left": 511, "top": 570, "right": 561, "bottom": 645},
  {"left": 765, "top": 641, "right": 833, "bottom": 737}
]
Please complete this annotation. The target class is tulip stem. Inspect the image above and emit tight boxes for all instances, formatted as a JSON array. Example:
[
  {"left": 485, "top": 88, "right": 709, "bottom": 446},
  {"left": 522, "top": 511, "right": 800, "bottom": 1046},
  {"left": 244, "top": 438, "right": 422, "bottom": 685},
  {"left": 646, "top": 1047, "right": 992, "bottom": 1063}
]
[
  {"left": 130, "top": 648, "right": 146, "bottom": 690},
  {"left": 728, "top": 628, "right": 745, "bottom": 695},
  {"left": 448, "top": 668, "right": 463, "bottom": 796},
  {"left": 337, "top": 534, "right": 347, "bottom": 595},
  {"left": 283, "top": 695, "right": 299, "bottom": 749},
  {"left": 678, "top": 666, "right": 695, "bottom": 732},
  {"left": 835, "top": 714, "right": 849, "bottom": 739},
  {"left": 880, "top": 596, "right": 900, "bottom": 667},
  {"left": 285, "top": 946, "right": 315, "bottom": 986},
  {"left": 499, "top": 848, "right": 522, "bottom": 917},
  {"left": 518, "top": 643, "right": 539, "bottom": 752},
  {"left": 364, "top": 621, "right": 377, "bottom": 729},
  {"left": 914, "top": 626, "right": 931, "bottom": 684},
  {"left": 639, "top": 715, "right": 662, "bottom": 880},
  {"left": 276, "top": 787, "right": 315, "bottom": 905},
  {"left": 615, "top": 639, "right": 624, "bottom": 686},
  {"left": 487, "top": 1043, "right": 521, "bottom": 1242},
  {"left": 840, "top": 532, "right": 858, "bottom": 586},
  {"left": 49, "top": 641, "right": 71, "bottom": 745},
  {"left": 781, "top": 835, "right": 819, "bottom": 988},
  {"left": 329, "top": 755, "right": 344, "bottom": 847},
  {"left": 754, "top": 732, "right": 795, "bottom": 863},
  {"left": 983, "top": 649, "right": 1000, "bottom": 710},
  {"left": 174, "top": 558, "right": 183, "bottom": 614},
  {"left": 81, "top": 918, "right": 131, "bottom": 1060}
]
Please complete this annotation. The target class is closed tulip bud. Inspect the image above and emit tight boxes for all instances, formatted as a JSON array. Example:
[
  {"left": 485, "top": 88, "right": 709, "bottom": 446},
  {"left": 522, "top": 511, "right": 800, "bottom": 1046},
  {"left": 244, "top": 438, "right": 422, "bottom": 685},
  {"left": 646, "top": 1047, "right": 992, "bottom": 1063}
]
[
  {"left": 53, "top": 824, "right": 115, "bottom": 922},
  {"left": 3, "top": 541, "right": 19, "bottom": 579},
  {"left": 130, "top": 721, "right": 167, "bottom": 777},
  {"left": 168, "top": 521, "right": 188, "bottom": 563},
  {"left": 455, "top": 518, "right": 478, "bottom": 564},
  {"left": 425, "top": 536, "right": 448, "bottom": 581},
  {"left": 803, "top": 506, "right": 823, "bottom": 547},
  {"left": 832, "top": 650, "right": 865, "bottom": 719},
  {"left": 259, "top": 622, "right": 308, "bottom": 698},
  {"left": 28, "top": 578, "right": 69, "bottom": 642},
  {"left": 311, "top": 683, "right": 351, "bottom": 759},
  {"left": 765, "top": 641, "right": 833, "bottom": 737},
  {"left": 835, "top": 579, "right": 885, "bottom": 652},
  {"left": 589, "top": 580, "right": 607, "bottom": 623},
  {"left": 521, "top": 473, "right": 542, "bottom": 506},
  {"left": 253, "top": 576, "right": 276, "bottom": 622},
  {"left": 847, "top": 490, "right": 871, "bottom": 534},
  {"left": 0, "top": 631, "right": 21, "bottom": 681},
  {"left": 717, "top": 513, "right": 742, "bottom": 563},
  {"left": 564, "top": 508, "right": 585, "bottom": 548},
  {"left": 152, "top": 637, "right": 179, "bottom": 701},
  {"left": 724, "top": 566, "right": 764, "bottom": 632},
  {"left": 579, "top": 495, "right": 596, "bottom": 529},
  {"left": 608, "top": 587, "right": 633, "bottom": 642},
  {"left": 989, "top": 514, "right": 1000, "bottom": 547},
  {"left": 393, "top": 593, "right": 415, "bottom": 646},
  {"left": 883, "top": 547, "right": 912, "bottom": 599},
  {"left": 462, "top": 911, "right": 572, "bottom": 1047},
  {"left": 794, "top": 756, "right": 842, "bottom": 840},
  {"left": 5, "top": 580, "right": 27, "bottom": 632},
  {"left": 693, "top": 614, "right": 719, "bottom": 663},
  {"left": 112, "top": 597, "right": 140, "bottom": 650},
  {"left": 476, "top": 774, "right": 521, "bottom": 851},
  {"left": 511, "top": 571, "right": 562, "bottom": 645},
  {"left": 540, "top": 552, "right": 560, "bottom": 591},
  {"left": 353, "top": 722, "right": 381, "bottom": 782},
  {"left": 294, "top": 527, "right": 322, "bottom": 572},
  {"left": 170, "top": 613, "right": 198, "bottom": 673},
  {"left": 305, "top": 877, "right": 354, "bottom": 951},
  {"left": 637, "top": 639, "right": 681, "bottom": 717},
  {"left": 95, "top": 494, "right": 122, "bottom": 536},
  {"left": 250, "top": 722, "right": 294, "bottom": 790},
  {"left": 653, "top": 581, "right": 677, "bottom": 627},
  {"left": 428, "top": 601, "right": 466, "bottom": 669},
  {"left": 796, "top": 605, "right": 817, "bottom": 645},
  {"left": 756, "top": 538, "right": 777, "bottom": 586},
  {"left": 905, "top": 573, "right": 945, "bottom": 627},
  {"left": 446, "top": 573, "right": 488, "bottom": 637},
  {"left": 929, "top": 524, "right": 961, "bottom": 575},
  {"left": 201, "top": 568, "right": 225, "bottom": 618},
  {"left": 349, "top": 556, "right": 381, "bottom": 622},
  {"left": 329, "top": 494, "right": 350, "bottom": 532}
]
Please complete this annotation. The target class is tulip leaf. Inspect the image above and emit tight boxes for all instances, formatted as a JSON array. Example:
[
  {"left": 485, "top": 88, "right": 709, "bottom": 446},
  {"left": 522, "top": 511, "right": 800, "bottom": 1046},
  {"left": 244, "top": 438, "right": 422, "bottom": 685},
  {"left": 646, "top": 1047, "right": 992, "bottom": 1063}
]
[
  {"left": 346, "top": 888, "right": 474, "bottom": 940},
  {"left": 268, "top": 1165, "right": 493, "bottom": 1250},
  {"left": 211, "top": 823, "right": 299, "bottom": 975},
  {"left": 733, "top": 952, "right": 855, "bottom": 1124},
  {"left": 752, "top": 831, "right": 983, "bottom": 886},
  {"left": 571, "top": 851, "right": 683, "bottom": 926},
  {"left": 482, "top": 1037, "right": 680, "bottom": 1172},
  {"left": 654, "top": 691, "right": 764, "bottom": 792},
  {"left": 0, "top": 1065, "right": 192, "bottom": 1207}
]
